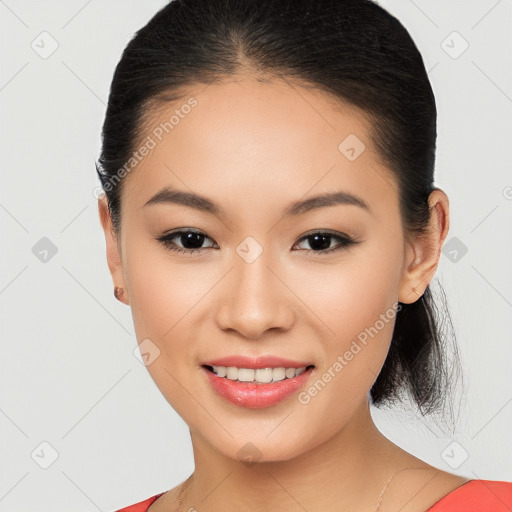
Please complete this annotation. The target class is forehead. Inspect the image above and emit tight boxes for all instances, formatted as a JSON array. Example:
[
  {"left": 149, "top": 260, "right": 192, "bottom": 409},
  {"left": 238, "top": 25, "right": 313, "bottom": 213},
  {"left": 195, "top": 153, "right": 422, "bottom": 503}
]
[
  {"left": 122, "top": 77, "right": 398, "bottom": 220},
  {"left": 141, "top": 78, "right": 375, "bottom": 159}
]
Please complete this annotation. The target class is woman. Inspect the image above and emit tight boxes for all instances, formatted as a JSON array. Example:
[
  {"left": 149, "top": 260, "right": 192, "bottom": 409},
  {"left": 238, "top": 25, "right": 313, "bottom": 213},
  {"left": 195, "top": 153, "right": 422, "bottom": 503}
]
[{"left": 95, "top": 0, "right": 512, "bottom": 510}]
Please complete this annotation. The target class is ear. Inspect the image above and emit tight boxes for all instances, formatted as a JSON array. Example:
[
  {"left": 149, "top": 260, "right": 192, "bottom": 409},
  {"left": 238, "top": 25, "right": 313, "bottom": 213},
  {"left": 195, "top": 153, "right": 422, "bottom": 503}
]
[
  {"left": 398, "top": 188, "right": 450, "bottom": 304},
  {"left": 98, "top": 194, "right": 129, "bottom": 305}
]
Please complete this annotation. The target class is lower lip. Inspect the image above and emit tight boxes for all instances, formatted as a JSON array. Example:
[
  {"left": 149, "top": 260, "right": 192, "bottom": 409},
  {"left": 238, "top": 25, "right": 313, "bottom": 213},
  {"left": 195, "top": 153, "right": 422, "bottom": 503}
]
[{"left": 201, "top": 366, "right": 315, "bottom": 409}]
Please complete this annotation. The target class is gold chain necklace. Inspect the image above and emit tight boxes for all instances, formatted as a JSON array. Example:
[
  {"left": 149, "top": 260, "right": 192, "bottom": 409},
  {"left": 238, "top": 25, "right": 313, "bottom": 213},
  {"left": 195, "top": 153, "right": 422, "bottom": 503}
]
[
  {"left": 174, "top": 475, "right": 193, "bottom": 512},
  {"left": 174, "top": 466, "right": 426, "bottom": 511},
  {"left": 374, "top": 466, "right": 430, "bottom": 511}
]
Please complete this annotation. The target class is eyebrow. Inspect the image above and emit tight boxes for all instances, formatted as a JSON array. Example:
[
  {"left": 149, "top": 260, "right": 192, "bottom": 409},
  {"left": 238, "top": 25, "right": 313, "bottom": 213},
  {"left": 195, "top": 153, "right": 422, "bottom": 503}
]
[{"left": 142, "top": 186, "right": 371, "bottom": 217}]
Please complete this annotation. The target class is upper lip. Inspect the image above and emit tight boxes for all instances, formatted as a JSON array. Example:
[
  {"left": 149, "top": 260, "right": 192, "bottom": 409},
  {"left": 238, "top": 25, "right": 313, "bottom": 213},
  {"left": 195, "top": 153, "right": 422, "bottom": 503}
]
[{"left": 201, "top": 355, "right": 314, "bottom": 369}]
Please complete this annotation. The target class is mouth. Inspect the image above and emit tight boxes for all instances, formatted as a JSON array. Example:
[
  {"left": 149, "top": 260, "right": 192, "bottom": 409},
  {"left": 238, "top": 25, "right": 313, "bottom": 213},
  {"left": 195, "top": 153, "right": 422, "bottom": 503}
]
[
  {"left": 202, "top": 364, "right": 316, "bottom": 384},
  {"left": 201, "top": 363, "right": 316, "bottom": 408}
]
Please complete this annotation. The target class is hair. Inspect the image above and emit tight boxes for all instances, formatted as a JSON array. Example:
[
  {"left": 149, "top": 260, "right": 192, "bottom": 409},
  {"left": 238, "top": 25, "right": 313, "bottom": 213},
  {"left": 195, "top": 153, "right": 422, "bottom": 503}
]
[{"left": 96, "top": 0, "right": 463, "bottom": 426}]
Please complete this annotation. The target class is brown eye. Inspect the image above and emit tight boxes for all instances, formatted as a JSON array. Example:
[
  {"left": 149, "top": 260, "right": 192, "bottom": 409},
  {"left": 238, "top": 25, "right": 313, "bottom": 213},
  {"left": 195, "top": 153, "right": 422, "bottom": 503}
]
[
  {"left": 293, "top": 231, "right": 360, "bottom": 254},
  {"left": 157, "top": 229, "right": 217, "bottom": 254},
  {"left": 156, "top": 229, "right": 360, "bottom": 256}
]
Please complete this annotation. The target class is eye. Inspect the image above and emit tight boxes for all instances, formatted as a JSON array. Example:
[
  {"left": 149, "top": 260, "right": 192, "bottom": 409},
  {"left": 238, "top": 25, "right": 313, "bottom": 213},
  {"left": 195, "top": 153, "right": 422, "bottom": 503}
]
[
  {"left": 293, "top": 231, "right": 360, "bottom": 254},
  {"left": 156, "top": 229, "right": 360, "bottom": 256},
  {"left": 157, "top": 229, "right": 218, "bottom": 255}
]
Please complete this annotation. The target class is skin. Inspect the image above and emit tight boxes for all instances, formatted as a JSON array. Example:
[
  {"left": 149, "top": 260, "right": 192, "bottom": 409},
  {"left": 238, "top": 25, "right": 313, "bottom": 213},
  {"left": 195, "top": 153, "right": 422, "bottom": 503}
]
[{"left": 98, "top": 76, "right": 469, "bottom": 511}]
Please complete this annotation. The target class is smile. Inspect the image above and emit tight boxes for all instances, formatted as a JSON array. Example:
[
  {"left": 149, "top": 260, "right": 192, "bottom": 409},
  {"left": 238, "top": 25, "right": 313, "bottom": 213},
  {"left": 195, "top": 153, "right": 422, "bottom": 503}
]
[
  {"left": 204, "top": 364, "right": 312, "bottom": 383},
  {"left": 201, "top": 364, "right": 316, "bottom": 408}
]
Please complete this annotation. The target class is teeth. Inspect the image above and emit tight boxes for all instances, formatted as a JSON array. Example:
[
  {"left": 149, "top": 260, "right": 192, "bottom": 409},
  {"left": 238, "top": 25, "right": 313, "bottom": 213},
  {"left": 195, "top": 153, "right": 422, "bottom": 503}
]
[
  {"left": 285, "top": 368, "right": 296, "bottom": 378},
  {"left": 210, "top": 365, "right": 309, "bottom": 383},
  {"left": 255, "top": 368, "right": 273, "bottom": 383}
]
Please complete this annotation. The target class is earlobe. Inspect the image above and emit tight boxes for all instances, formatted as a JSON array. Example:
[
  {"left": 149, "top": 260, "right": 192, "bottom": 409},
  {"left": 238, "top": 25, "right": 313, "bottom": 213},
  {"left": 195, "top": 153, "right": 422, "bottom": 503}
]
[
  {"left": 97, "top": 195, "right": 130, "bottom": 305},
  {"left": 397, "top": 188, "right": 450, "bottom": 304},
  {"left": 398, "top": 236, "right": 431, "bottom": 304}
]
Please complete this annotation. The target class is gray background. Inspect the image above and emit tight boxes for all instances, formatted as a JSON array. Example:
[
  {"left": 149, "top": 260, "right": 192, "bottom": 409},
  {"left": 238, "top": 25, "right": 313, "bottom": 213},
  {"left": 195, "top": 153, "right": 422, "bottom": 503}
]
[{"left": 1, "top": 1, "right": 511, "bottom": 510}]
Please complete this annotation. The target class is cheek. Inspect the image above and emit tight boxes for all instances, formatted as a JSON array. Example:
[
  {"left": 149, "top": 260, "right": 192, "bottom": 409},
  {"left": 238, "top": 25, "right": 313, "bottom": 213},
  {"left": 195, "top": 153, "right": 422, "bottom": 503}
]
[
  {"left": 123, "top": 237, "right": 212, "bottom": 341},
  {"left": 292, "top": 245, "right": 402, "bottom": 343},
  {"left": 291, "top": 243, "right": 402, "bottom": 393},
  {"left": 122, "top": 241, "right": 208, "bottom": 415},
  {"left": 292, "top": 273, "right": 398, "bottom": 439}
]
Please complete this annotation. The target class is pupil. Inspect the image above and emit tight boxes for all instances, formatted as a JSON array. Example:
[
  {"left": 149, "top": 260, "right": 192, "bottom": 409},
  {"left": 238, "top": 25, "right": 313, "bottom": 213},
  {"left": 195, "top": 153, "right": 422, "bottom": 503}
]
[
  {"left": 310, "top": 234, "right": 330, "bottom": 250},
  {"left": 178, "top": 233, "right": 332, "bottom": 250},
  {"left": 182, "top": 232, "right": 204, "bottom": 249}
]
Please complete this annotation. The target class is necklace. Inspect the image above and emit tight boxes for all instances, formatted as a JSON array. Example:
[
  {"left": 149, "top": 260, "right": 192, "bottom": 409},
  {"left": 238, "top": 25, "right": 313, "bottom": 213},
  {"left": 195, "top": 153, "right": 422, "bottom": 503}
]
[
  {"left": 374, "top": 466, "right": 429, "bottom": 511},
  {"left": 174, "top": 466, "right": 427, "bottom": 511},
  {"left": 174, "top": 475, "right": 193, "bottom": 512}
]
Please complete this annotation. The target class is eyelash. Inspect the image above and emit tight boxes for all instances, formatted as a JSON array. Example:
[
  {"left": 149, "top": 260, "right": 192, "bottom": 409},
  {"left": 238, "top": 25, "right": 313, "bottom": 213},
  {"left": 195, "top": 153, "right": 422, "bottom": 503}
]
[{"left": 156, "top": 229, "right": 360, "bottom": 256}]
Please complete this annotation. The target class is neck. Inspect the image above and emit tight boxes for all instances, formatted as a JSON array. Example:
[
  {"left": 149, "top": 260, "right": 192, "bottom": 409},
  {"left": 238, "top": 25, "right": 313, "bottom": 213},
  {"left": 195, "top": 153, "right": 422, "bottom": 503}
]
[{"left": 180, "top": 399, "right": 408, "bottom": 511}]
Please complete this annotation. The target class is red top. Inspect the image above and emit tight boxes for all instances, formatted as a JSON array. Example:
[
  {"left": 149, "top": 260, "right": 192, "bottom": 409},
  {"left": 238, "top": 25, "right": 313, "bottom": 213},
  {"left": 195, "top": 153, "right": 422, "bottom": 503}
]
[
  {"left": 115, "top": 492, "right": 165, "bottom": 512},
  {"left": 115, "top": 479, "right": 512, "bottom": 511}
]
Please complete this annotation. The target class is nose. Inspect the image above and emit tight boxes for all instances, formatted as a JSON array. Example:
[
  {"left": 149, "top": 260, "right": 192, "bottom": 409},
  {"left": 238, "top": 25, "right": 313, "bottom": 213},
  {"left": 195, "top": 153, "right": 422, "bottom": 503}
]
[{"left": 214, "top": 248, "right": 296, "bottom": 340}]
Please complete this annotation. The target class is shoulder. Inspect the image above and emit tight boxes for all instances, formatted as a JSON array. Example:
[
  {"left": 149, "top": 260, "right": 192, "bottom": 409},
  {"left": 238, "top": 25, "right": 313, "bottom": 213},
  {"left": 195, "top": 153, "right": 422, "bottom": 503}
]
[
  {"left": 426, "top": 479, "right": 512, "bottom": 511},
  {"left": 377, "top": 460, "right": 506, "bottom": 512},
  {"left": 114, "top": 492, "right": 165, "bottom": 512}
]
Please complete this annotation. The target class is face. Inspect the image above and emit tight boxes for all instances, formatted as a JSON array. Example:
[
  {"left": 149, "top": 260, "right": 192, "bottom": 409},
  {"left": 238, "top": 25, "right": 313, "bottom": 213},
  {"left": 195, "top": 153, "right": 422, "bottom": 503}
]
[{"left": 99, "top": 77, "right": 443, "bottom": 463}]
